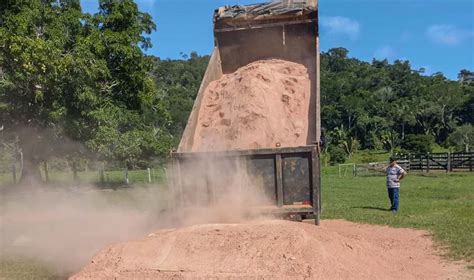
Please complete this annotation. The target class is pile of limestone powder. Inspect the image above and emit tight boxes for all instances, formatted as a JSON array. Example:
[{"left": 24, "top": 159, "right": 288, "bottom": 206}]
[
  {"left": 70, "top": 220, "right": 463, "bottom": 279},
  {"left": 191, "top": 59, "right": 311, "bottom": 152}
]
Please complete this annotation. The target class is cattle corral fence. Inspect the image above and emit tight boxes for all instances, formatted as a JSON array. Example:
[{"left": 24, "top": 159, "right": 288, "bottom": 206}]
[
  {"left": 338, "top": 152, "right": 474, "bottom": 177},
  {"left": 394, "top": 152, "right": 474, "bottom": 172}
]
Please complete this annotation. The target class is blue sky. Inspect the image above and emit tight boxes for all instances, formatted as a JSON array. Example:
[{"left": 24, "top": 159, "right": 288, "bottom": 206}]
[{"left": 80, "top": 0, "right": 474, "bottom": 80}]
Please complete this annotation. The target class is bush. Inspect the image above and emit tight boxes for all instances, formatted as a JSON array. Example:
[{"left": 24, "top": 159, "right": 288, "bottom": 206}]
[
  {"left": 329, "top": 145, "right": 347, "bottom": 164},
  {"left": 393, "top": 147, "right": 408, "bottom": 155},
  {"left": 401, "top": 134, "right": 434, "bottom": 153},
  {"left": 351, "top": 150, "right": 391, "bottom": 163}
]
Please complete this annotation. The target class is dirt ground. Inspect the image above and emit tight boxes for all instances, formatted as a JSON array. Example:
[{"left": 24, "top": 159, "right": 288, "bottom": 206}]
[{"left": 71, "top": 219, "right": 467, "bottom": 279}]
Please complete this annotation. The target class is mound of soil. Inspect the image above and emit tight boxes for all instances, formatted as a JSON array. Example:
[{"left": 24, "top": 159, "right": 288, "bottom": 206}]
[
  {"left": 71, "top": 220, "right": 463, "bottom": 279},
  {"left": 192, "top": 59, "right": 311, "bottom": 152}
]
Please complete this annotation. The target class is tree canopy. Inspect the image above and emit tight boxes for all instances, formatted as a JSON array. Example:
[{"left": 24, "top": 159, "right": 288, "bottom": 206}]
[
  {"left": 0, "top": 0, "right": 172, "bottom": 182},
  {"left": 319, "top": 47, "right": 473, "bottom": 157}
]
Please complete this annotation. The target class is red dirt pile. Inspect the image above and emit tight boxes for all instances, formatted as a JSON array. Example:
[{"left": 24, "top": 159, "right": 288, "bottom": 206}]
[
  {"left": 192, "top": 59, "right": 311, "bottom": 152},
  {"left": 71, "top": 220, "right": 464, "bottom": 279}
]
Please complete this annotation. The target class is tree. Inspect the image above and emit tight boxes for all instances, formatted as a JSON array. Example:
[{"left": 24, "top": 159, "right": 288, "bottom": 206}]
[
  {"left": 0, "top": 0, "right": 100, "bottom": 183},
  {"left": 0, "top": 0, "right": 167, "bottom": 183},
  {"left": 320, "top": 47, "right": 470, "bottom": 155},
  {"left": 381, "top": 130, "right": 399, "bottom": 153},
  {"left": 150, "top": 53, "right": 209, "bottom": 140},
  {"left": 401, "top": 134, "right": 434, "bottom": 154},
  {"left": 458, "top": 69, "right": 474, "bottom": 85},
  {"left": 458, "top": 85, "right": 474, "bottom": 124},
  {"left": 83, "top": 0, "right": 172, "bottom": 167},
  {"left": 328, "top": 145, "right": 346, "bottom": 164},
  {"left": 448, "top": 124, "right": 474, "bottom": 152},
  {"left": 329, "top": 125, "right": 359, "bottom": 158}
]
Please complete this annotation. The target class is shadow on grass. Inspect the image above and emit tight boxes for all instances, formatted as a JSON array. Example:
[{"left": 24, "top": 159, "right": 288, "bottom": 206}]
[{"left": 351, "top": 206, "right": 390, "bottom": 212}]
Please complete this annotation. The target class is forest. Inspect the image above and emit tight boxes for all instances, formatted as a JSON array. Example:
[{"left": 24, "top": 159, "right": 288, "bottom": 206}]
[
  {"left": 0, "top": 0, "right": 473, "bottom": 181},
  {"left": 153, "top": 49, "right": 474, "bottom": 163}
]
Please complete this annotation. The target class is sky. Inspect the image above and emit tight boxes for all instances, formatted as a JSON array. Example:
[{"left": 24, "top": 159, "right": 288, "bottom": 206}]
[{"left": 80, "top": 0, "right": 474, "bottom": 80}]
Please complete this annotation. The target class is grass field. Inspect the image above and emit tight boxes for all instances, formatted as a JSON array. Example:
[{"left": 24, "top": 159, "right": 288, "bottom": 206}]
[
  {"left": 1, "top": 170, "right": 473, "bottom": 279},
  {"left": 322, "top": 171, "right": 474, "bottom": 263},
  {"left": 0, "top": 258, "right": 63, "bottom": 280}
]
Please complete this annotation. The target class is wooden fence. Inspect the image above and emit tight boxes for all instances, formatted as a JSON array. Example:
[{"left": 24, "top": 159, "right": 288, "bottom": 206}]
[{"left": 394, "top": 152, "right": 474, "bottom": 172}]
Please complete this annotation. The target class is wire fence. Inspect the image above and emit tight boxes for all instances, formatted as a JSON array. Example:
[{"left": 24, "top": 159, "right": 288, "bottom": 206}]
[
  {"left": 0, "top": 156, "right": 170, "bottom": 186},
  {"left": 337, "top": 162, "right": 386, "bottom": 177},
  {"left": 3, "top": 152, "right": 472, "bottom": 185}
]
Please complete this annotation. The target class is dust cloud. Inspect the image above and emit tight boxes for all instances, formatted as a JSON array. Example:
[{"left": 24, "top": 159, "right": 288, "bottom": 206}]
[
  {"left": 0, "top": 185, "right": 169, "bottom": 275},
  {"left": 170, "top": 154, "right": 273, "bottom": 227},
  {"left": 0, "top": 154, "right": 270, "bottom": 276}
]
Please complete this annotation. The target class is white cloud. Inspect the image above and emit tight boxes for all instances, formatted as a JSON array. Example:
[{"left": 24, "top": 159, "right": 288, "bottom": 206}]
[
  {"left": 374, "top": 45, "right": 394, "bottom": 60},
  {"left": 320, "top": 16, "right": 360, "bottom": 40},
  {"left": 426, "top": 24, "right": 473, "bottom": 46}
]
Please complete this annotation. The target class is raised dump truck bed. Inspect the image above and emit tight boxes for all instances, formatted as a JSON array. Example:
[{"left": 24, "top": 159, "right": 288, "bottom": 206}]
[
  {"left": 171, "top": 1, "right": 321, "bottom": 224},
  {"left": 178, "top": 1, "right": 320, "bottom": 152}
]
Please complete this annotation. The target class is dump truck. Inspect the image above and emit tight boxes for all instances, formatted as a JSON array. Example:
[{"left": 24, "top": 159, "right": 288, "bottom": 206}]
[{"left": 171, "top": 0, "right": 322, "bottom": 225}]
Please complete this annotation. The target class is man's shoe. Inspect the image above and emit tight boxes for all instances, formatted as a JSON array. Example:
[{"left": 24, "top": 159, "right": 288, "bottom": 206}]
[{"left": 391, "top": 210, "right": 398, "bottom": 214}]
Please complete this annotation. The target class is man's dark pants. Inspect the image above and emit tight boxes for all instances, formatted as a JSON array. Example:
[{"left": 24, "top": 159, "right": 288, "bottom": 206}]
[{"left": 387, "top": 187, "right": 399, "bottom": 211}]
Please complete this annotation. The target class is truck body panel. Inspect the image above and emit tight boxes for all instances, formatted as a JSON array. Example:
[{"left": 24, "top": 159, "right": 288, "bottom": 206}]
[{"left": 172, "top": 146, "right": 321, "bottom": 224}]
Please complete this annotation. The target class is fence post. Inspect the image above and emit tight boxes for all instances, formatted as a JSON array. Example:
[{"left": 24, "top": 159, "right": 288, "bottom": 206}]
[
  {"left": 426, "top": 153, "right": 430, "bottom": 173},
  {"left": 338, "top": 164, "right": 341, "bottom": 178},
  {"left": 408, "top": 153, "right": 411, "bottom": 171},
  {"left": 43, "top": 161, "right": 49, "bottom": 183},
  {"left": 12, "top": 163, "right": 16, "bottom": 184},
  {"left": 19, "top": 152, "right": 23, "bottom": 177},
  {"left": 99, "top": 167, "right": 104, "bottom": 183},
  {"left": 72, "top": 161, "right": 78, "bottom": 181},
  {"left": 407, "top": 154, "right": 411, "bottom": 171},
  {"left": 352, "top": 163, "right": 356, "bottom": 177},
  {"left": 99, "top": 169, "right": 104, "bottom": 183},
  {"left": 124, "top": 166, "right": 129, "bottom": 185},
  {"left": 470, "top": 154, "right": 473, "bottom": 172},
  {"left": 147, "top": 168, "right": 152, "bottom": 183},
  {"left": 163, "top": 167, "right": 168, "bottom": 184},
  {"left": 446, "top": 152, "right": 451, "bottom": 173}
]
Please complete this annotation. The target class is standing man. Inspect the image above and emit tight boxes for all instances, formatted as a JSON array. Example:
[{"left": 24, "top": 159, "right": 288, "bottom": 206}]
[{"left": 386, "top": 157, "right": 407, "bottom": 213}]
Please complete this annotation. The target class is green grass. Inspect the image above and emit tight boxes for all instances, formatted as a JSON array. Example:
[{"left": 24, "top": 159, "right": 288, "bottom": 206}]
[
  {"left": 0, "top": 257, "right": 64, "bottom": 280},
  {"left": 0, "top": 172, "right": 12, "bottom": 185},
  {"left": 0, "top": 186, "right": 171, "bottom": 280},
  {"left": 322, "top": 171, "right": 474, "bottom": 262}
]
